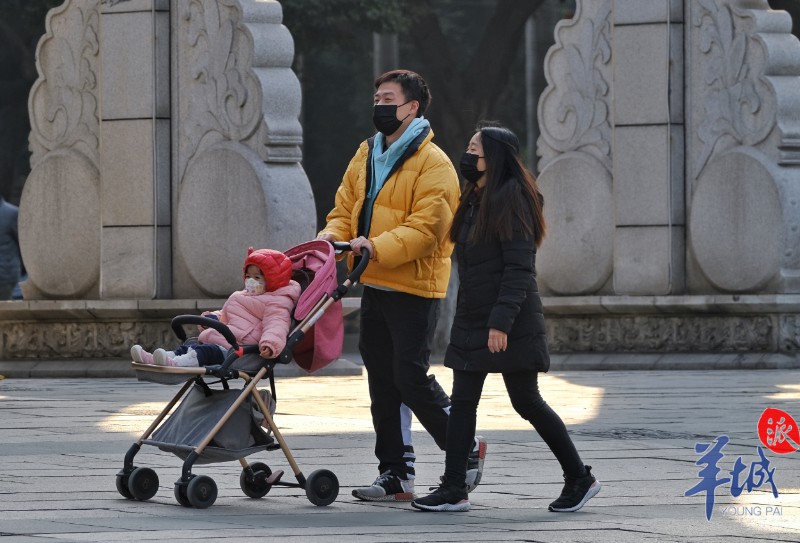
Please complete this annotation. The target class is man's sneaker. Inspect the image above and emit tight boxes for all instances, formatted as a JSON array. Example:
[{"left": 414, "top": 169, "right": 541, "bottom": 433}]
[
  {"left": 352, "top": 471, "right": 415, "bottom": 502},
  {"left": 548, "top": 465, "right": 601, "bottom": 512},
  {"left": 465, "top": 436, "right": 487, "bottom": 492},
  {"left": 411, "top": 482, "right": 470, "bottom": 512},
  {"left": 130, "top": 345, "right": 154, "bottom": 364}
]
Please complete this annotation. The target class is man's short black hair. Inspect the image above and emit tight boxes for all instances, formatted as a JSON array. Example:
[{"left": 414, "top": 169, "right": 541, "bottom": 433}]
[{"left": 374, "top": 69, "right": 431, "bottom": 117}]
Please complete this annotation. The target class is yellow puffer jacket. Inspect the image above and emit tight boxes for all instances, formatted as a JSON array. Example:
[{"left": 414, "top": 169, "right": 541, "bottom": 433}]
[{"left": 320, "top": 128, "right": 460, "bottom": 298}]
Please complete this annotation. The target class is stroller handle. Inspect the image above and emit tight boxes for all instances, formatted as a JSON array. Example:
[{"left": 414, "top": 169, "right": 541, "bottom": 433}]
[
  {"left": 329, "top": 241, "right": 370, "bottom": 284},
  {"left": 170, "top": 315, "right": 239, "bottom": 349}
]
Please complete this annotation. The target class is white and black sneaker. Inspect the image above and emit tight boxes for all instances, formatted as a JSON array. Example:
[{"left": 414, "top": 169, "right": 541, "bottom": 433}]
[
  {"left": 548, "top": 465, "right": 601, "bottom": 512},
  {"left": 411, "top": 482, "right": 470, "bottom": 512},
  {"left": 352, "top": 471, "right": 415, "bottom": 502},
  {"left": 465, "top": 436, "right": 487, "bottom": 492}
]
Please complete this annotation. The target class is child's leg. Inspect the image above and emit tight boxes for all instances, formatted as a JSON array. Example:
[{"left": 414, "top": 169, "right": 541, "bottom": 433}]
[
  {"left": 190, "top": 344, "right": 226, "bottom": 366},
  {"left": 153, "top": 344, "right": 189, "bottom": 366},
  {"left": 162, "top": 344, "right": 225, "bottom": 367}
]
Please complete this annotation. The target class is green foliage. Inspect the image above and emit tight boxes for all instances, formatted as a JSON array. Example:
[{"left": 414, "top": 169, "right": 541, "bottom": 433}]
[{"left": 281, "top": 0, "right": 410, "bottom": 51}]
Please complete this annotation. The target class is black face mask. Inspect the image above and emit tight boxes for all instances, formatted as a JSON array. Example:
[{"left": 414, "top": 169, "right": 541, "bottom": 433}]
[
  {"left": 459, "top": 152, "right": 484, "bottom": 183},
  {"left": 372, "top": 102, "right": 410, "bottom": 136}
]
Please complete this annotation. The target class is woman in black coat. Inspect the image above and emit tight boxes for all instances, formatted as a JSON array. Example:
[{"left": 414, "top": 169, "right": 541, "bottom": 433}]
[{"left": 411, "top": 125, "right": 600, "bottom": 513}]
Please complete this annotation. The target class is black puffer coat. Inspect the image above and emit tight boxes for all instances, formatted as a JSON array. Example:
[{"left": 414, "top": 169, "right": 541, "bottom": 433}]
[{"left": 443, "top": 190, "right": 550, "bottom": 373}]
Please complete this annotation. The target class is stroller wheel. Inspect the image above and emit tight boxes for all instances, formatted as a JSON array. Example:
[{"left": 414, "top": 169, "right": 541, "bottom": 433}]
[
  {"left": 240, "top": 462, "right": 273, "bottom": 499},
  {"left": 128, "top": 467, "right": 159, "bottom": 501},
  {"left": 174, "top": 476, "right": 194, "bottom": 507},
  {"left": 305, "top": 469, "right": 339, "bottom": 506},
  {"left": 115, "top": 471, "right": 134, "bottom": 500},
  {"left": 187, "top": 475, "right": 218, "bottom": 509}
]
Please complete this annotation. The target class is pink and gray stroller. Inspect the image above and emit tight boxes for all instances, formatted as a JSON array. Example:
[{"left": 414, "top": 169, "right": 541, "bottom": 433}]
[{"left": 117, "top": 240, "right": 366, "bottom": 509}]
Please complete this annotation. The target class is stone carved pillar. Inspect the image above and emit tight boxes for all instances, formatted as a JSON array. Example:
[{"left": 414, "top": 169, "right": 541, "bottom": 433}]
[
  {"left": 21, "top": 1, "right": 103, "bottom": 299},
  {"left": 686, "top": 0, "right": 800, "bottom": 294},
  {"left": 537, "top": 0, "right": 800, "bottom": 297},
  {"left": 172, "top": 0, "right": 315, "bottom": 297},
  {"left": 536, "top": 0, "right": 615, "bottom": 295},
  {"left": 20, "top": 0, "right": 315, "bottom": 300}
]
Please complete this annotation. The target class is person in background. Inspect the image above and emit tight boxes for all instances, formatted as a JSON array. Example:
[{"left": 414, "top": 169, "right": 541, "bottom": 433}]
[{"left": 0, "top": 194, "right": 21, "bottom": 301}]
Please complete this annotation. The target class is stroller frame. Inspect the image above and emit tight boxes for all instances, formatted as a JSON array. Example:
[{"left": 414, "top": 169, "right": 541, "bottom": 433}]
[{"left": 117, "top": 242, "right": 367, "bottom": 509}]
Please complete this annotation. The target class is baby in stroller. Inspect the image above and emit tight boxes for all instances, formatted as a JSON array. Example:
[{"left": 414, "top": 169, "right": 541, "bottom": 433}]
[{"left": 131, "top": 247, "right": 301, "bottom": 367}]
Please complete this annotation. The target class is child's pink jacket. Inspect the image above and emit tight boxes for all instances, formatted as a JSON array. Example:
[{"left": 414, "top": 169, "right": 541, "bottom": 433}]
[{"left": 199, "top": 281, "right": 301, "bottom": 356}]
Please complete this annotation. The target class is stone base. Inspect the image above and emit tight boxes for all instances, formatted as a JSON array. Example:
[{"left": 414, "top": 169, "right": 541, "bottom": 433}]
[
  {"left": 1, "top": 296, "right": 798, "bottom": 364},
  {"left": 543, "top": 295, "right": 800, "bottom": 354}
]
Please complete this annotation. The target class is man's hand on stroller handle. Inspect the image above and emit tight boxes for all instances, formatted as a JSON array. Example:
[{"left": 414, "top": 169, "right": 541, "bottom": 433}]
[
  {"left": 316, "top": 234, "right": 373, "bottom": 260},
  {"left": 348, "top": 236, "right": 374, "bottom": 260}
]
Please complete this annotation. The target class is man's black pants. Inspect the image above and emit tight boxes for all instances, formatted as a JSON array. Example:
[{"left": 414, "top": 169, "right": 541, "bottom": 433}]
[{"left": 359, "top": 286, "right": 451, "bottom": 478}]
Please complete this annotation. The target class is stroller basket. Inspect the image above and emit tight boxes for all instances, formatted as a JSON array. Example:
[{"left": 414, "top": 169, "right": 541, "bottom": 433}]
[{"left": 143, "top": 383, "right": 274, "bottom": 464}]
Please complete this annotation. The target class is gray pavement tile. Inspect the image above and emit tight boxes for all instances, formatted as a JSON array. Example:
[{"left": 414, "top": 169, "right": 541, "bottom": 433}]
[{"left": 2, "top": 371, "right": 800, "bottom": 542}]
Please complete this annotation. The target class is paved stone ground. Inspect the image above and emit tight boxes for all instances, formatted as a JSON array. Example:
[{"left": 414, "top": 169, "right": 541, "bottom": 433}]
[{"left": 1, "top": 369, "right": 800, "bottom": 542}]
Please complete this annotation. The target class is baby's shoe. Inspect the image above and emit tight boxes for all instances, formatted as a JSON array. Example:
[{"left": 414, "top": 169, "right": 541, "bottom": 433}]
[
  {"left": 170, "top": 348, "right": 200, "bottom": 367},
  {"left": 153, "top": 348, "right": 176, "bottom": 366},
  {"left": 131, "top": 345, "right": 154, "bottom": 365}
]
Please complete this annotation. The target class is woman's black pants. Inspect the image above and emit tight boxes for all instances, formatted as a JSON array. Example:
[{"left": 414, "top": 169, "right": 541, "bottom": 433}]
[{"left": 444, "top": 369, "right": 586, "bottom": 487}]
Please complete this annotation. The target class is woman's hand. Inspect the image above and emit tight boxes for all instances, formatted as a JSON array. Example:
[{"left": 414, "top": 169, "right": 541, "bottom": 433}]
[{"left": 488, "top": 328, "right": 507, "bottom": 353}]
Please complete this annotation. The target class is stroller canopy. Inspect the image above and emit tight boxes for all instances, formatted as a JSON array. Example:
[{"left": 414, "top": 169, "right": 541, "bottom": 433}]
[{"left": 285, "top": 240, "right": 344, "bottom": 373}]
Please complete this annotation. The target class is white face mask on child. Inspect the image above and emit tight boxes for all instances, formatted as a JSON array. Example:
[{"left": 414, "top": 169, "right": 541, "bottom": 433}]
[{"left": 245, "top": 278, "right": 266, "bottom": 295}]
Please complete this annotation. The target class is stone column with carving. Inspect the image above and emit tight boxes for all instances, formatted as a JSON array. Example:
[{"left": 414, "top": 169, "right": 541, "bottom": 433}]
[
  {"left": 536, "top": 0, "right": 615, "bottom": 296},
  {"left": 19, "top": 0, "right": 315, "bottom": 301},
  {"left": 535, "top": 0, "right": 800, "bottom": 357},
  {"left": 686, "top": 0, "right": 800, "bottom": 295},
  {"left": 21, "top": 1, "right": 103, "bottom": 299},
  {"left": 172, "top": 0, "right": 315, "bottom": 298}
]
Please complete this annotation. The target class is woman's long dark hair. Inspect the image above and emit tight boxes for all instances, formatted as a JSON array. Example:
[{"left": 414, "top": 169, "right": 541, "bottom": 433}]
[{"left": 450, "top": 125, "right": 546, "bottom": 247}]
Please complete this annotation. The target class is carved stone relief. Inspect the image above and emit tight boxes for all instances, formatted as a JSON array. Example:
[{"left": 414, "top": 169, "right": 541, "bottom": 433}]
[
  {"left": 537, "top": 0, "right": 613, "bottom": 172},
  {"left": 173, "top": 0, "right": 315, "bottom": 298},
  {"left": 1, "top": 322, "right": 175, "bottom": 359},
  {"left": 20, "top": 0, "right": 102, "bottom": 299},
  {"left": 687, "top": 0, "right": 800, "bottom": 294},
  {"left": 690, "top": 0, "right": 776, "bottom": 178},
  {"left": 779, "top": 315, "right": 800, "bottom": 352},
  {"left": 546, "top": 315, "right": 776, "bottom": 353},
  {"left": 536, "top": 0, "right": 614, "bottom": 296},
  {"left": 176, "top": 0, "right": 268, "bottom": 180}
]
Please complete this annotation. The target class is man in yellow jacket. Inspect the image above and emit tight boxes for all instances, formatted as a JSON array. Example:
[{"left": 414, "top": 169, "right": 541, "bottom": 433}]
[{"left": 318, "top": 70, "right": 487, "bottom": 502}]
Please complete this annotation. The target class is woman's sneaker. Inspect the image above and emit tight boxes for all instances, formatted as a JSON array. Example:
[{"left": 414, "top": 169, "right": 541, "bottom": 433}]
[
  {"left": 411, "top": 482, "right": 470, "bottom": 512},
  {"left": 352, "top": 471, "right": 415, "bottom": 502},
  {"left": 548, "top": 465, "right": 601, "bottom": 512},
  {"left": 130, "top": 345, "right": 154, "bottom": 364}
]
